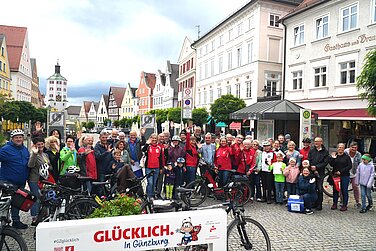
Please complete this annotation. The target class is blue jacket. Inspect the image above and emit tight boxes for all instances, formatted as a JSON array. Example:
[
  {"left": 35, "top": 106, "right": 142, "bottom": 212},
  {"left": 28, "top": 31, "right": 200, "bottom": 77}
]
[
  {"left": 0, "top": 141, "right": 30, "bottom": 185},
  {"left": 94, "top": 142, "right": 112, "bottom": 175},
  {"left": 296, "top": 174, "right": 316, "bottom": 195}
]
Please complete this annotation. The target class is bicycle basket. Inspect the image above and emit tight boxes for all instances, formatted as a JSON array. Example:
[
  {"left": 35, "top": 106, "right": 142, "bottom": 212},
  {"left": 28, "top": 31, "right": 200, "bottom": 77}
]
[
  {"left": 58, "top": 173, "right": 81, "bottom": 189},
  {"left": 11, "top": 188, "right": 37, "bottom": 212}
]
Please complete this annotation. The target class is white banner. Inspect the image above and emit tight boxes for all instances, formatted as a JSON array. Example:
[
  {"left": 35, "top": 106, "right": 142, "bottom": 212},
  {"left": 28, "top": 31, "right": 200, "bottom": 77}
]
[{"left": 36, "top": 209, "right": 227, "bottom": 251}]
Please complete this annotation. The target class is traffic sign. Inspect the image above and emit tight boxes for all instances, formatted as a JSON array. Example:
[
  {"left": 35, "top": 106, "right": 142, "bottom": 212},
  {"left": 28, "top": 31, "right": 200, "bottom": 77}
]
[
  {"left": 141, "top": 114, "right": 155, "bottom": 128},
  {"left": 184, "top": 98, "right": 193, "bottom": 108},
  {"left": 183, "top": 109, "right": 192, "bottom": 119},
  {"left": 184, "top": 88, "right": 192, "bottom": 98},
  {"left": 49, "top": 112, "right": 64, "bottom": 126}
]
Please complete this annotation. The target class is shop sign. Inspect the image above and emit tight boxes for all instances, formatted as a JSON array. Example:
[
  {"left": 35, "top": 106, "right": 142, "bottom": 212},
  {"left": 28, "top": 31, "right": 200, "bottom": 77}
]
[
  {"left": 36, "top": 209, "right": 226, "bottom": 251},
  {"left": 324, "top": 34, "right": 376, "bottom": 52}
]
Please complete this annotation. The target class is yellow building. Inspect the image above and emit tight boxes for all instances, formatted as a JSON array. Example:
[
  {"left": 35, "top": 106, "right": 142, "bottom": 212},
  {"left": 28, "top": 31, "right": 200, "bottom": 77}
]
[
  {"left": 0, "top": 35, "right": 12, "bottom": 99},
  {"left": 120, "top": 82, "right": 137, "bottom": 119}
]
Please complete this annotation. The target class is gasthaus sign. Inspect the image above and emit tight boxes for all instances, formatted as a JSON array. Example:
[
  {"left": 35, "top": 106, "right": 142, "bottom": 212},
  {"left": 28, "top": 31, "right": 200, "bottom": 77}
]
[{"left": 36, "top": 209, "right": 227, "bottom": 251}]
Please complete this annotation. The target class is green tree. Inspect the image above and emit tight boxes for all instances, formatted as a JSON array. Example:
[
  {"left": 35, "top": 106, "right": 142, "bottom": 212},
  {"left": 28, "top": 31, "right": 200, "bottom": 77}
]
[
  {"left": 32, "top": 108, "right": 47, "bottom": 123},
  {"left": 131, "top": 115, "right": 140, "bottom": 125},
  {"left": 167, "top": 108, "right": 181, "bottom": 123},
  {"left": 86, "top": 121, "right": 95, "bottom": 130},
  {"left": 103, "top": 119, "right": 112, "bottom": 127},
  {"left": 192, "top": 108, "right": 209, "bottom": 126},
  {"left": 12, "top": 101, "right": 36, "bottom": 123},
  {"left": 210, "top": 94, "right": 246, "bottom": 125},
  {"left": 147, "top": 109, "right": 168, "bottom": 123},
  {"left": 357, "top": 49, "right": 376, "bottom": 116},
  {"left": 81, "top": 122, "right": 87, "bottom": 128},
  {"left": 113, "top": 120, "right": 120, "bottom": 128}
]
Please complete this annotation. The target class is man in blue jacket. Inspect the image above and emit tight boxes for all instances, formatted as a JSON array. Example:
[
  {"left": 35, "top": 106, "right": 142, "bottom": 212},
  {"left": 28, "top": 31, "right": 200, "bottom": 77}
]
[{"left": 0, "top": 129, "right": 30, "bottom": 229}]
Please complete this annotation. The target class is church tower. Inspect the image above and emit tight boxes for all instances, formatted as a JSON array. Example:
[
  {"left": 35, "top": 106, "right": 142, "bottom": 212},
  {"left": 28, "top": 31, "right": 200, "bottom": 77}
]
[{"left": 46, "top": 60, "right": 68, "bottom": 111}]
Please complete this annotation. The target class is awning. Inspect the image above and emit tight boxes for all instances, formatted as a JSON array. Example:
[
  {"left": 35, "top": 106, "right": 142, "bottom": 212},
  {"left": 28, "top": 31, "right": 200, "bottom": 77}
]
[
  {"left": 216, "top": 122, "right": 227, "bottom": 127},
  {"left": 314, "top": 109, "right": 376, "bottom": 120},
  {"left": 230, "top": 99, "right": 304, "bottom": 120},
  {"left": 229, "top": 122, "right": 241, "bottom": 130}
]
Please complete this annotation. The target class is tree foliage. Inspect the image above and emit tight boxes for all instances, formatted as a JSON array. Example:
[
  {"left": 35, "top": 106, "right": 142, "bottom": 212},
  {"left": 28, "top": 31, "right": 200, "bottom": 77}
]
[
  {"left": 167, "top": 108, "right": 181, "bottom": 123},
  {"left": 103, "top": 119, "right": 112, "bottom": 127},
  {"left": 357, "top": 49, "right": 376, "bottom": 116},
  {"left": 119, "top": 117, "right": 132, "bottom": 128},
  {"left": 0, "top": 99, "right": 47, "bottom": 123},
  {"left": 86, "top": 121, "right": 95, "bottom": 129},
  {"left": 146, "top": 109, "right": 168, "bottom": 123},
  {"left": 210, "top": 94, "right": 246, "bottom": 124},
  {"left": 113, "top": 120, "right": 120, "bottom": 128},
  {"left": 81, "top": 122, "right": 87, "bottom": 128},
  {"left": 192, "top": 108, "right": 209, "bottom": 126}
]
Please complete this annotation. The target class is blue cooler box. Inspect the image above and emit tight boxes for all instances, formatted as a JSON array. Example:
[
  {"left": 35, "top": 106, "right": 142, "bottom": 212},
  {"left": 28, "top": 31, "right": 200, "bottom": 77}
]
[{"left": 287, "top": 195, "right": 304, "bottom": 213}]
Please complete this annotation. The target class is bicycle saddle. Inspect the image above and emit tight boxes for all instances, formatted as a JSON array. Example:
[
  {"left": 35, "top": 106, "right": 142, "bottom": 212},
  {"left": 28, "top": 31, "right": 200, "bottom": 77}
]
[{"left": 0, "top": 181, "right": 18, "bottom": 191}]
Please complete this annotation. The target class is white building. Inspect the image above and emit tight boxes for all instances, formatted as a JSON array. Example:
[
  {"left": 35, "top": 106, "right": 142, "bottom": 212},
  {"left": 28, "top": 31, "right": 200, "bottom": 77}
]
[
  {"left": 193, "top": 0, "right": 300, "bottom": 110},
  {"left": 152, "top": 70, "right": 166, "bottom": 110},
  {"left": 97, "top": 94, "right": 109, "bottom": 126},
  {"left": 46, "top": 62, "right": 68, "bottom": 111},
  {"left": 163, "top": 61, "right": 179, "bottom": 109},
  {"left": 282, "top": 0, "right": 376, "bottom": 153},
  {"left": 120, "top": 83, "right": 137, "bottom": 119}
]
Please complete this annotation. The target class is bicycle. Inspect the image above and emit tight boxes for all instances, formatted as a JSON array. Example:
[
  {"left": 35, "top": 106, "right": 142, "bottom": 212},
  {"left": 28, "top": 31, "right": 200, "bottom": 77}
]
[
  {"left": 322, "top": 172, "right": 353, "bottom": 197},
  {"left": 181, "top": 162, "right": 251, "bottom": 207},
  {"left": 165, "top": 182, "right": 271, "bottom": 250},
  {"left": 0, "top": 181, "right": 28, "bottom": 251}
]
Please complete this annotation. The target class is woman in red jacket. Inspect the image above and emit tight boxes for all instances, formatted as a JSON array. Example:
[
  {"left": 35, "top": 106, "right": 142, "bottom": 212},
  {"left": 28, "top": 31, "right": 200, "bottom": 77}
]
[
  {"left": 185, "top": 131, "right": 199, "bottom": 185},
  {"left": 77, "top": 135, "right": 97, "bottom": 193},
  {"left": 215, "top": 137, "right": 233, "bottom": 186},
  {"left": 142, "top": 133, "right": 163, "bottom": 198}
]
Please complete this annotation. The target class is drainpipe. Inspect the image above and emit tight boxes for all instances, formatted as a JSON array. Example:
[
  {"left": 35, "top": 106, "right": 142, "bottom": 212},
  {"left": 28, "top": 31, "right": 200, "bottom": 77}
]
[{"left": 281, "top": 20, "right": 287, "bottom": 100}]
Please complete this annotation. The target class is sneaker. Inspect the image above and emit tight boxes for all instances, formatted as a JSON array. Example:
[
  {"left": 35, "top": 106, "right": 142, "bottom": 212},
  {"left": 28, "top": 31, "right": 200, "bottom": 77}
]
[
  {"left": 340, "top": 205, "right": 347, "bottom": 212},
  {"left": 331, "top": 204, "right": 337, "bottom": 210},
  {"left": 12, "top": 221, "right": 28, "bottom": 229},
  {"left": 366, "top": 205, "right": 373, "bottom": 211},
  {"left": 256, "top": 198, "right": 262, "bottom": 202},
  {"left": 305, "top": 209, "right": 313, "bottom": 215},
  {"left": 356, "top": 203, "right": 361, "bottom": 208},
  {"left": 360, "top": 209, "right": 367, "bottom": 213}
]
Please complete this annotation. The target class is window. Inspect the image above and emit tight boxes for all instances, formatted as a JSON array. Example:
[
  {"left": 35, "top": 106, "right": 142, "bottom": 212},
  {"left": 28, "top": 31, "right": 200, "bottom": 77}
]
[
  {"left": 49, "top": 87, "right": 54, "bottom": 91},
  {"left": 237, "top": 23, "right": 242, "bottom": 37},
  {"left": 248, "top": 42, "right": 253, "bottom": 63},
  {"left": 341, "top": 3, "right": 358, "bottom": 31},
  {"left": 246, "top": 81, "right": 252, "bottom": 98},
  {"left": 269, "top": 14, "right": 280, "bottom": 27},
  {"left": 211, "top": 40, "right": 215, "bottom": 51},
  {"left": 265, "top": 73, "right": 280, "bottom": 96},
  {"left": 316, "top": 15, "right": 329, "bottom": 39},
  {"left": 292, "top": 71, "right": 303, "bottom": 90},
  {"left": 199, "top": 64, "right": 202, "bottom": 80},
  {"left": 373, "top": 0, "right": 376, "bottom": 23},
  {"left": 248, "top": 15, "right": 254, "bottom": 30},
  {"left": 314, "top": 67, "right": 327, "bottom": 87},
  {"left": 237, "top": 48, "right": 242, "bottom": 67},
  {"left": 218, "top": 88, "right": 222, "bottom": 98},
  {"left": 209, "top": 89, "right": 213, "bottom": 103},
  {"left": 204, "top": 62, "right": 208, "bottom": 78},
  {"left": 203, "top": 91, "right": 207, "bottom": 104},
  {"left": 219, "top": 35, "right": 223, "bottom": 46},
  {"left": 205, "top": 44, "right": 208, "bottom": 54},
  {"left": 0, "top": 61, "right": 2, "bottom": 71},
  {"left": 228, "top": 29, "right": 233, "bottom": 41},
  {"left": 227, "top": 85, "right": 231, "bottom": 95},
  {"left": 235, "top": 84, "right": 240, "bottom": 98},
  {"left": 210, "top": 59, "right": 214, "bottom": 77},
  {"left": 49, "top": 94, "right": 53, "bottom": 98},
  {"left": 294, "top": 25, "right": 304, "bottom": 46},
  {"left": 218, "top": 55, "right": 223, "bottom": 73},
  {"left": 228, "top": 51, "right": 232, "bottom": 70},
  {"left": 199, "top": 48, "right": 203, "bottom": 57},
  {"left": 1, "top": 47, "right": 4, "bottom": 56},
  {"left": 340, "top": 61, "right": 355, "bottom": 84},
  {"left": 198, "top": 92, "right": 201, "bottom": 105}
]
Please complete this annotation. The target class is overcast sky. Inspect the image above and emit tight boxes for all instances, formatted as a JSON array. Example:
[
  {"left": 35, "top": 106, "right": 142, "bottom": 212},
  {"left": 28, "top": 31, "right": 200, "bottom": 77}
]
[{"left": 2, "top": 0, "right": 249, "bottom": 105}]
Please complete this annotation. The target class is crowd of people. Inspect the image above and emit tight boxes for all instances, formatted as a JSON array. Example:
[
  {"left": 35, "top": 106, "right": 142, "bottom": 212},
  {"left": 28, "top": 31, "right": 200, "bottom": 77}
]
[{"left": 0, "top": 124, "right": 374, "bottom": 229}]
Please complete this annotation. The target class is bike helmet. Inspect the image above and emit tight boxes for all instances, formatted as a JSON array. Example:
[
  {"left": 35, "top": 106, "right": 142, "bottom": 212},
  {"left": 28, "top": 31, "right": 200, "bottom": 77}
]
[
  {"left": 44, "top": 189, "right": 58, "bottom": 203},
  {"left": 39, "top": 163, "right": 49, "bottom": 180},
  {"left": 177, "top": 157, "right": 185, "bottom": 163},
  {"left": 67, "top": 166, "right": 80, "bottom": 174},
  {"left": 10, "top": 129, "right": 24, "bottom": 138},
  {"left": 302, "top": 138, "right": 312, "bottom": 143},
  {"left": 172, "top": 135, "right": 181, "bottom": 142}
]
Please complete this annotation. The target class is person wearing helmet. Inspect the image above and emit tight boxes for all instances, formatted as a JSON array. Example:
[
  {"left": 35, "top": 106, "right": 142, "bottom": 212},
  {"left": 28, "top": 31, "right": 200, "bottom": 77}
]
[
  {"left": 28, "top": 136, "right": 53, "bottom": 226},
  {"left": 0, "top": 129, "right": 29, "bottom": 229},
  {"left": 168, "top": 137, "right": 186, "bottom": 199},
  {"left": 299, "top": 138, "right": 312, "bottom": 163}
]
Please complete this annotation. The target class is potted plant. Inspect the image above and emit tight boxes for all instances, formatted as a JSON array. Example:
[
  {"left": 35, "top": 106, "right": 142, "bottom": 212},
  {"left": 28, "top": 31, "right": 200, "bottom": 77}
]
[{"left": 88, "top": 194, "right": 142, "bottom": 218}]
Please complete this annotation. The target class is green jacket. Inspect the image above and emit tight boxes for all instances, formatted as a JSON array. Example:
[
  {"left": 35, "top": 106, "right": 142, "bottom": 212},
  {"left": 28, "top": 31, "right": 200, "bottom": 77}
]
[
  {"left": 269, "top": 162, "right": 286, "bottom": 183},
  {"left": 59, "top": 147, "right": 78, "bottom": 175}
]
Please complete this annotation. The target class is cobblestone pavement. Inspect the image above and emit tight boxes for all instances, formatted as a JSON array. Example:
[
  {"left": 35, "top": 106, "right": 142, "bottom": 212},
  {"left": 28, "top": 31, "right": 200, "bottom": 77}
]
[{"left": 17, "top": 194, "right": 376, "bottom": 251}]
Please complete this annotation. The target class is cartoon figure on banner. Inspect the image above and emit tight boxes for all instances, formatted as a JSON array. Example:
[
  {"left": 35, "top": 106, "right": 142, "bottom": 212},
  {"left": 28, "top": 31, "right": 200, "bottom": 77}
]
[{"left": 176, "top": 217, "right": 201, "bottom": 246}]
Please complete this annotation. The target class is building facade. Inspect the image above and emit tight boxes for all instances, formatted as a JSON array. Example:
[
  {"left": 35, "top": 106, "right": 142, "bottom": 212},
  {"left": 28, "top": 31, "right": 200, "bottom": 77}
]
[
  {"left": 78, "top": 101, "right": 92, "bottom": 123},
  {"left": 193, "top": 0, "right": 300, "bottom": 110},
  {"left": 97, "top": 94, "right": 109, "bottom": 126},
  {"left": 46, "top": 62, "right": 68, "bottom": 111},
  {"left": 0, "top": 25, "right": 32, "bottom": 102},
  {"left": 108, "top": 86, "right": 126, "bottom": 121},
  {"left": 282, "top": 0, "right": 376, "bottom": 155},
  {"left": 136, "top": 72, "right": 156, "bottom": 115},
  {"left": 0, "top": 35, "right": 11, "bottom": 99},
  {"left": 163, "top": 61, "right": 179, "bottom": 109},
  {"left": 30, "top": 58, "right": 40, "bottom": 107},
  {"left": 177, "top": 37, "right": 196, "bottom": 107},
  {"left": 120, "top": 83, "right": 137, "bottom": 119},
  {"left": 153, "top": 70, "right": 166, "bottom": 110}
]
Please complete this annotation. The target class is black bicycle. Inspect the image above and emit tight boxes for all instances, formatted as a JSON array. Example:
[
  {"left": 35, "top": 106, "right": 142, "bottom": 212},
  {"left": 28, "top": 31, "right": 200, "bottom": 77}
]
[
  {"left": 161, "top": 183, "right": 271, "bottom": 250},
  {"left": 0, "top": 181, "right": 28, "bottom": 251}
]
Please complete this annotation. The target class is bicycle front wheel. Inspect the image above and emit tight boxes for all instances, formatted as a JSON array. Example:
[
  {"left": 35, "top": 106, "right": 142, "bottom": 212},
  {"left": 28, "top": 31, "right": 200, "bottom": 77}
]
[
  {"left": 181, "top": 180, "right": 208, "bottom": 207},
  {"left": 64, "top": 198, "right": 99, "bottom": 220},
  {"left": 227, "top": 217, "right": 271, "bottom": 251},
  {"left": 0, "top": 227, "right": 28, "bottom": 251}
]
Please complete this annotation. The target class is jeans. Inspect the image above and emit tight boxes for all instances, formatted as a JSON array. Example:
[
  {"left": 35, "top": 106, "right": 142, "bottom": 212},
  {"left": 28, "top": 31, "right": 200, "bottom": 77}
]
[
  {"left": 360, "top": 185, "right": 373, "bottom": 210},
  {"left": 156, "top": 171, "right": 164, "bottom": 197},
  {"left": 94, "top": 173, "right": 106, "bottom": 197},
  {"left": 249, "top": 173, "right": 261, "bottom": 199},
  {"left": 316, "top": 174, "right": 324, "bottom": 207},
  {"left": 218, "top": 170, "right": 230, "bottom": 187},
  {"left": 133, "top": 169, "right": 143, "bottom": 178},
  {"left": 28, "top": 181, "right": 41, "bottom": 218},
  {"left": 333, "top": 176, "right": 350, "bottom": 206},
  {"left": 186, "top": 166, "right": 196, "bottom": 186},
  {"left": 350, "top": 177, "right": 360, "bottom": 203},
  {"left": 275, "top": 182, "right": 285, "bottom": 203},
  {"left": 302, "top": 193, "right": 317, "bottom": 210},
  {"left": 260, "top": 172, "right": 273, "bottom": 201},
  {"left": 145, "top": 168, "right": 159, "bottom": 198},
  {"left": 286, "top": 182, "right": 296, "bottom": 198}
]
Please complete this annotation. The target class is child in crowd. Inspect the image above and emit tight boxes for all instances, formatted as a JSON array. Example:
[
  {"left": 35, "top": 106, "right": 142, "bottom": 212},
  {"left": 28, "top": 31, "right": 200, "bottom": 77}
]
[
  {"left": 270, "top": 153, "right": 286, "bottom": 204},
  {"left": 164, "top": 162, "right": 176, "bottom": 200},
  {"left": 283, "top": 157, "right": 300, "bottom": 198},
  {"left": 355, "top": 154, "right": 374, "bottom": 213}
]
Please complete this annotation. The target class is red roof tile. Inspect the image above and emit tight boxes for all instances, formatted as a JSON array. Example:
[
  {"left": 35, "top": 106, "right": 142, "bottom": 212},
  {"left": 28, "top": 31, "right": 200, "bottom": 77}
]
[
  {"left": 144, "top": 72, "right": 156, "bottom": 90},
  {"left": 0, "top": 25, "right": 27, "bottom": 72},
  {"left": 281, "top": 0, "right": 327, "bottom": 20}
]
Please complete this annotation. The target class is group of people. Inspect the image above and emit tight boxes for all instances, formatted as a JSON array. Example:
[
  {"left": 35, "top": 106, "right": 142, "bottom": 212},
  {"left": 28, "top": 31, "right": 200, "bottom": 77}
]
[{"left": 0, "top": 125, "right": 374, "bottom": 229}]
